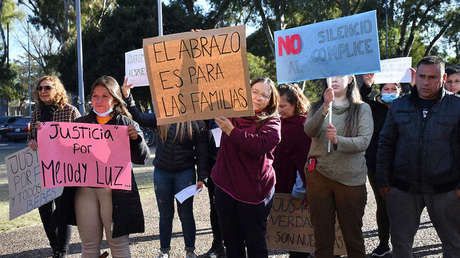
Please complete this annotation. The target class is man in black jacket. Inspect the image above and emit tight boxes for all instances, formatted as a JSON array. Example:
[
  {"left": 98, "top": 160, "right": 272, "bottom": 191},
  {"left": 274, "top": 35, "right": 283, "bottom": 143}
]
[{"left": 376, "top": 56, "right": 460, "bottom": 258}]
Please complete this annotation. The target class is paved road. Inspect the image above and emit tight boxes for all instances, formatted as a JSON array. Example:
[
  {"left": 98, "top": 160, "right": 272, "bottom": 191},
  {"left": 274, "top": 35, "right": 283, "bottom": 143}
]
[{"left": 0, "top": 142, "right": 444, "bottom": 257}]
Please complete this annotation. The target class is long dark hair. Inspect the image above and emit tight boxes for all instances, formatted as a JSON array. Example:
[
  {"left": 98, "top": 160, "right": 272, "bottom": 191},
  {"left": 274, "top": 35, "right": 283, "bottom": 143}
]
[
  {"left": 311, "top": 75, "right": 362, "bottom": 137},
  {"left": 250, "top": 78, "right": 279, "bottom": 123},
  {"left": 277, "top": 83, "right": 310, "bottom": 115},
  {"left": 90, "top": 76, "right": 132, "bottom": 119}
]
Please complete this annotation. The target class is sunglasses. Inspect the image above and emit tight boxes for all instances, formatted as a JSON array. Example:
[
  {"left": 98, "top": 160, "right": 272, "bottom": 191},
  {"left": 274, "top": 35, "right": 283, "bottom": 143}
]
[{"left": 36, "top": 85, "right": 54, "bottom": 91}]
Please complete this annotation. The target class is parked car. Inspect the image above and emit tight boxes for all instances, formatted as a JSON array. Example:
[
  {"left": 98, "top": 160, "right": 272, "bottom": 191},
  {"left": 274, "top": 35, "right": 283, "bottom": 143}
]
[
  {"left": 5, "top": 117, "right": 31, "bottom": 141},
  {"left": 0, "top": 116, "right": 21, "bottom": 141}
]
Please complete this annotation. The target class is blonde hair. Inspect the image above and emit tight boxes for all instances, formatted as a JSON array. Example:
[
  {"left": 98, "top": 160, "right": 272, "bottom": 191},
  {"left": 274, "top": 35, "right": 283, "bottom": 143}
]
[
  {"left": 158, "top": 121, "right": 203, "bottom": 143},
  {"left": 34, "top": 76, "right": 69, "bottom": 109}
]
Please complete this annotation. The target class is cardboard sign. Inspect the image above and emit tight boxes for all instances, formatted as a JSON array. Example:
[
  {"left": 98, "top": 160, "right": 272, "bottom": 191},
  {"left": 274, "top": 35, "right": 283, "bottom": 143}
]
[
  {"left": 6, "top": 147, "right": 64, "bottom": 220},
  {"left": 37, "top": 122, "right": 132, "bottom": 190},
  {"left": 274, "top": 10, "right": 381, "bottom": 83},
  {"left": 143, "top": 25, "right": 253, "bottom": 125},
  {"left": 266, "top": 193, "right": 346, "bottom": 255},
  {"left": 373, "top": 57, "right": 412, "bottom": 84},
  {"left": 125, "top": 48, "right": 149, "bottom": 87}
]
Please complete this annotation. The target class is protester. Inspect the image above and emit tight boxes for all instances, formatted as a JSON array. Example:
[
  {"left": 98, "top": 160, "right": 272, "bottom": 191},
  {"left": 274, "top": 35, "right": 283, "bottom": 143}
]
[
  {"left": 273, "top": 83, "right": 312, "bottom": 258},
  {"left": 27, "top": 75, "right": 81, "bottom": 258},
  {"left": 65, "top": 76, "right": 149, "bottom": 258},
  {"left": 211, "top": 78, "right": 280, "bottom": 257},
  {"left": 377, "top": 56, "right": 460, "bottom": 258},
  {"left": 122, "top": 79, "right": 209, "bottom": 258},
  {"left": 304, "top": 75, "right": 373, "bottom": 258},
  {"left": 445, "top": 65, "right": 460, "bottom": 94},
  {"left": 360, "top": 74, "right": 402, "bottom": 257},
  {"left": 203, "top": 119, "right": 225, "bottom": 257}
]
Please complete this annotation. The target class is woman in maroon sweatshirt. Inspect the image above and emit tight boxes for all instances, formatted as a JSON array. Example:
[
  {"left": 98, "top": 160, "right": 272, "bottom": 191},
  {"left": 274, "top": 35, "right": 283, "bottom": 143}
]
[
  {"left": 212, "top": 78, "right": 281, "bottom": 258},
  {"left": 273, "top": 84, "right": 312, "bottom": 258}
]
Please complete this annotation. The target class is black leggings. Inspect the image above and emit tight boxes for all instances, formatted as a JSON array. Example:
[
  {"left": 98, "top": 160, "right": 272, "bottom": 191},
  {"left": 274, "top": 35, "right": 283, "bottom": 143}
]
[{"left": 38, "top": 196, "right": 71, "bottom": 253}]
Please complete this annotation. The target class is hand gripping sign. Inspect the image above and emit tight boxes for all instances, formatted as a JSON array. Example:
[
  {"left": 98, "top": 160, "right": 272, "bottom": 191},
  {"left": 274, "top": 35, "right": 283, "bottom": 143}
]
[{"left": 37, "top": 122, "right": 132, "bottom": 190}]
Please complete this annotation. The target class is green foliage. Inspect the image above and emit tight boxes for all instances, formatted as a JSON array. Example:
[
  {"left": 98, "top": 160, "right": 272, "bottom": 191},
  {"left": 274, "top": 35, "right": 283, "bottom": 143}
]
[
  {"left": 1, "top": 0, "right": 24, "bottom": 27},
  {"left": 247, "top": 52, "right": 275, "bottom": 80}
]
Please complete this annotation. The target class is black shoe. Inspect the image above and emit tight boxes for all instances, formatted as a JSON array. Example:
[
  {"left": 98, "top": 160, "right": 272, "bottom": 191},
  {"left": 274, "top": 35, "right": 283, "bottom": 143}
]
[
  {"left": 371, "top": 244, "right": 391, "bottom": 257},
  {"left": 52, "top": 250, "right": 66, "bottom": 258},
  {"left": 206, "top": 245, "right": 225, "bottom": 257}
]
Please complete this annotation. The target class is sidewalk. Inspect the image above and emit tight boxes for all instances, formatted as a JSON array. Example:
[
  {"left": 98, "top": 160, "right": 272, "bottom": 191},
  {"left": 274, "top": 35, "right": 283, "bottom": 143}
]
[{"left": 0, "top": 146, "right": 444, "bottom": 257}]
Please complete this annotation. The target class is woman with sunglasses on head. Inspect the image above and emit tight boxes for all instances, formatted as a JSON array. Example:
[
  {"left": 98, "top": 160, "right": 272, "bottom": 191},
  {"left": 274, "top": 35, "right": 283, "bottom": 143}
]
[
  {"left": 304, "top": 75, "right": 373, "bottom": 258},
  {"left": 27, "top": 76, "right": 81, "bottom": 258},
  {"left": 65, "top": 76, "right": 149, "bottom": 258},
  {"left": 212, "top": 77, "right": 280, "bottom": 258}
]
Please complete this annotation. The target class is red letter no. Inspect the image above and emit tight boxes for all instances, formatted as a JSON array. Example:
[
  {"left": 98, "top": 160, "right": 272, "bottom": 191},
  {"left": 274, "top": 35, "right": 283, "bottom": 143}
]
[{"left": 278, "top": 34, "right": 301, "bottom": 56}]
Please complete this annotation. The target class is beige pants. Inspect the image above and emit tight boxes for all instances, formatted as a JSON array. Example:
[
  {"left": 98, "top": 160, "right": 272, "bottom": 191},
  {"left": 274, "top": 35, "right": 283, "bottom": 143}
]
[{"left": 75, "top": 187, "right": 131, "bottom": 258}]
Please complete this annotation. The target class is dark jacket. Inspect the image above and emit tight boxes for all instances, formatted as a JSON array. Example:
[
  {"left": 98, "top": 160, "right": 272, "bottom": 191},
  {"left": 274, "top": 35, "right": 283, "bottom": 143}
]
[
  {"left": 360, "top": 85, "right": 390, "bottom": 172},
  {"left": 273, "top": 114, "right": 311, "bottom": 193},
  {"left": 65, "top": 111, "right": 149, "bottom": 237},
  {"left": 29, "top": 103, "right": 81, "bottom": 140},
  {"left": 211, "top": 116, "right": 281, "bottom": 204},
  {"left": 376, "top": 88, "right": 460, "bottom": 193},
  {"left": 125, "top": 94, "right": 209, "bottom": 181}
]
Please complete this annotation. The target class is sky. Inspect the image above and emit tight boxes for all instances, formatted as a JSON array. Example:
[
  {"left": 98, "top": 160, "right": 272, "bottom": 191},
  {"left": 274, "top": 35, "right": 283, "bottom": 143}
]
[{"left": 8, "top": 0, "right": 257, "bottom": 63}]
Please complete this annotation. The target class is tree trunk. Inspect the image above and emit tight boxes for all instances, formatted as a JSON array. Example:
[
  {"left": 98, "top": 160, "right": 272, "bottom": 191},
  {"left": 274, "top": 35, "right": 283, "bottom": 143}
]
[
  {"left": 424, "top": 22, "right": 451, "bottom": 56},
  {"left": 255, "top": 0, "right": 275, "bottom": 57},
  {"left": 0, "top": 0, "right": 6, "bottom": 65}
]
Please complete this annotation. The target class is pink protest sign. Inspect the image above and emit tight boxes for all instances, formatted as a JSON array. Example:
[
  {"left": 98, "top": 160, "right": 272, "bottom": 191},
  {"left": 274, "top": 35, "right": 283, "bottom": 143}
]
[{"left": 37, "top": 122, "right": 132, "bottom": 190}]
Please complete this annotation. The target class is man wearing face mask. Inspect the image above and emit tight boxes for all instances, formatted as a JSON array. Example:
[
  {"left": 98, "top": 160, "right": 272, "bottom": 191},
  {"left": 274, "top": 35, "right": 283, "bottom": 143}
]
[
  {"left": 360, "top": 74, "right": 401, "bottom": 257},
  {"left": 377, "top": 56, "right": 460, "bottom": 258}
]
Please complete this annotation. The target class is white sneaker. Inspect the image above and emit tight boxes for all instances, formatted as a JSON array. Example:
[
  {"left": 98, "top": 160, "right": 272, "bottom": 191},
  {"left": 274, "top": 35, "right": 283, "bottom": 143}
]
[{"left": 157, "top": 251, "right": 169, "bottom": 258}]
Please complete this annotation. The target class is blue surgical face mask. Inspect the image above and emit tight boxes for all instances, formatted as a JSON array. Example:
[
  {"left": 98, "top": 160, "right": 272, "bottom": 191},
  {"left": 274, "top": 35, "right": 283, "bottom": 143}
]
[
  {"left": 381, "top": 93, "right": 398, "bottom": 103},
  {"left": 93, "top": 108, "right": 113, "bottom": 117}
]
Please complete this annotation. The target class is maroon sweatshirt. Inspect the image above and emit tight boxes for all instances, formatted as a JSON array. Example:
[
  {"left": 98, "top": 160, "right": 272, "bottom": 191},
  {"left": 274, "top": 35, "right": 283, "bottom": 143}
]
[
  {"left": 272, "top": 114, "right": 311, "bottom": 193},
  {"left": 211, "top": 116, "right": 281, "bottom": 204}
]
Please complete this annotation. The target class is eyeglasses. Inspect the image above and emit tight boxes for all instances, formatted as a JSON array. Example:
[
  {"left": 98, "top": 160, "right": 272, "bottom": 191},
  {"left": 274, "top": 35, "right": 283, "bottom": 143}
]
[
  {"left": 251, "top": 90, "right": 270, "bottom": 100},
  {"left": 36, "top": 85, "right": 54, "bottom": 92}
]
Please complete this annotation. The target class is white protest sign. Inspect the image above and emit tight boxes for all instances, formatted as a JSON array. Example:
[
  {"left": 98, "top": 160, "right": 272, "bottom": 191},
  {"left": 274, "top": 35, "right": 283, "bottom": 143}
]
[
  {"left": 373, "top": 57, "right": 412, "bottom": 84},
  {"left": 7, "top": 147, "right": 63, "bottom": 220},
  {"left": 125, "top": 48, "right": 149, "bottom": 87}
]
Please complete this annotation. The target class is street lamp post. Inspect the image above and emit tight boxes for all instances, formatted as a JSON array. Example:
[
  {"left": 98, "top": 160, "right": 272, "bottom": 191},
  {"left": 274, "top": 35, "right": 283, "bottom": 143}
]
[{"left": 76, "top": 0, "right": 85, "bottom": 114}]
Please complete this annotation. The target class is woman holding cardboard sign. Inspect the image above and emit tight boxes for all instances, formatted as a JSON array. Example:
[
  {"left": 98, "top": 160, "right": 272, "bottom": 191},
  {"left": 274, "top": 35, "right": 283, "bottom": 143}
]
[
  {"left": 212, "top": 77, "right": 280, "bottom": 258},
  {"left": 304, "top": 75, "right": 373, "bottom": 258},
  {"left": 122, "top": 78, "right": 209, "bottom": 258},
  {"left": 65, "top": 76, "right": 149, "bottom": 258},
  {"left": 27, "top": 75, "right": 81, "bottom": 258}
]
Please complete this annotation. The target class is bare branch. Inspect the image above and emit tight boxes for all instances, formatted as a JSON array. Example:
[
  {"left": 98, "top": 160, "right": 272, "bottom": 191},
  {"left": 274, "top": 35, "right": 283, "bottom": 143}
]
[{"left": 424, "top": 21, "right": 452, "bottom": 56}]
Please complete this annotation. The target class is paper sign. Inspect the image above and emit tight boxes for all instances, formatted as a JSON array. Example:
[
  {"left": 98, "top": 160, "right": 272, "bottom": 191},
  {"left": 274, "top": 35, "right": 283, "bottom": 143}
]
[
  {"left": 266, "top": 193, "right": 346, "bottom": 255},
  {"left": 143, "top": 25, "right": 254, "bottom": 125},
  {"left": 37, "top": 122, "right": 132, "bottom": 190},
  {"left": 125, "top": 48, "right": 149, "bottom": 87},
  {"left": 373, "top": 57, "right": 412, "bottom": 84},
  {"left": 274, "top": 10, "right": 381, "bottom": 83},
  {"left": 6, "top": 147, "right": 64, "bottom": 220},
  {"left": 210, "top": 128, "right": 222, "bottom": 147},
  {"left": 175, "top": 184, "right": 201, "bottom": 203}
]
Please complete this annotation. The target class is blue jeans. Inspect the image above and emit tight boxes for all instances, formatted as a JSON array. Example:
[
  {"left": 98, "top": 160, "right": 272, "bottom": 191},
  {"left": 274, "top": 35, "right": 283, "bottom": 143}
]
[{"left": 154, "top": 168, "right": 196, "bottom": 252}]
